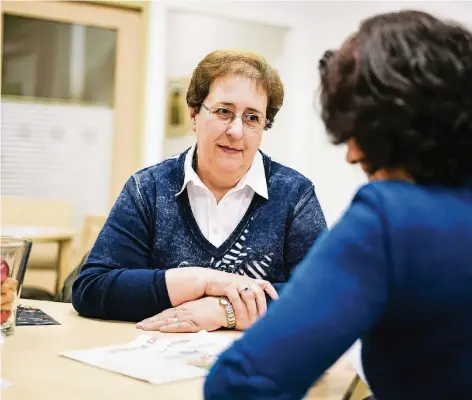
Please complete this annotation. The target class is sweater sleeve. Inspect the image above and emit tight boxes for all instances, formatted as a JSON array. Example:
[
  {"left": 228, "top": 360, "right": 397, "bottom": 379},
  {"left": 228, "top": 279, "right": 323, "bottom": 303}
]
[
  {"left": 72, "top": 175, "right": 172, "bottom": 322},
  {"left": 204, "top": 186, "right": 389, "bottom": 400},
  {"left": 267, "top": 184, "right": 327, "bottom": 304}
]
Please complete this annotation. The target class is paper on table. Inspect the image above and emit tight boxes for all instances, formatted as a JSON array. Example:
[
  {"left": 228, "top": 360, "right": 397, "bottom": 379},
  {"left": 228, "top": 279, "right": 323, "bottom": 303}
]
[{"left": 59, "top": 331, "right": 234, "bottom": 385}]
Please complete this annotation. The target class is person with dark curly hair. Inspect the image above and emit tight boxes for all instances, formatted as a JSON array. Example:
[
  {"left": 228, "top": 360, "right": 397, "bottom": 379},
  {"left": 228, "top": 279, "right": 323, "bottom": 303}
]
[
  {"left": 205, "top": 10, "right": 472, "bottom": 400},
  {"left": 72, "top": 50, "right": 327, "bottom": 332}
]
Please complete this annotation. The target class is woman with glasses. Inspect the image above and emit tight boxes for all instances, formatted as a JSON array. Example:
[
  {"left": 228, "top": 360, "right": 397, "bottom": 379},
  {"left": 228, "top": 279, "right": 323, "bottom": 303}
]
[
  {"left": 204, "top": 10, "right": 472, "bottom": 400},
  {"left": 72, "top": 50, "right": 327, "bottom": 332}
]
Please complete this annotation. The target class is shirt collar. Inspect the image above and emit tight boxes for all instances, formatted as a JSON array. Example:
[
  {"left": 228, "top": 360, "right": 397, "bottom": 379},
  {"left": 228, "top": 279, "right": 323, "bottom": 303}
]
[
  {"left": 175, "top": 144, "right": 202, "bottom": 196},
  {"left": 176, "top": 144, "right": 268, "bottom": 199},
  {"left": 237, "top": 149, "right": 268, "bottom": 199}
]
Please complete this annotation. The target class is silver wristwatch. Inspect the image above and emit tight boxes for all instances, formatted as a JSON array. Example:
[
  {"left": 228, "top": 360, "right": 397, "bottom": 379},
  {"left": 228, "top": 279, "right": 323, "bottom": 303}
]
[{"left": 218, "top": 296, "right": 236, "bottom": 329}]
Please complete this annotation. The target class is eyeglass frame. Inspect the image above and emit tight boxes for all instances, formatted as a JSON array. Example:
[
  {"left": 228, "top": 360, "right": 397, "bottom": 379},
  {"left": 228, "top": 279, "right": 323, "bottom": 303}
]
[{"left": 200, "top": 103, "right": 273, "bottom": 131}]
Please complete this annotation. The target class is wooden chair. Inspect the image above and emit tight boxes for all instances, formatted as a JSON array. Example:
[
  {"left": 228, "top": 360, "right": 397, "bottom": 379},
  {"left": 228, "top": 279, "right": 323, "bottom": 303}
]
[
  {"left": 72, "top": 214, "right": 107, "bottom": 268},
  {"left": 0, "top": 196, "right": 75, "bottom": 295},
  {"left": 55, "top": 214, "right": 107, "bottom": 302}
]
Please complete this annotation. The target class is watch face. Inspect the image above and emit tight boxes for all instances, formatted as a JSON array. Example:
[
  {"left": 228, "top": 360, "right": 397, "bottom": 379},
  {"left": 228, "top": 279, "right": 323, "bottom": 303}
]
[{"left": 219, "top": 297, "right": 229, "bottom": 306}]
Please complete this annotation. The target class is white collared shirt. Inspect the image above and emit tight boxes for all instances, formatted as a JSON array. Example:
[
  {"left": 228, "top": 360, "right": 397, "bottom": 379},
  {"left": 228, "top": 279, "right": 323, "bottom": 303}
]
[{"left": 176, "top": 144, "right": 268, "bottom": 248}]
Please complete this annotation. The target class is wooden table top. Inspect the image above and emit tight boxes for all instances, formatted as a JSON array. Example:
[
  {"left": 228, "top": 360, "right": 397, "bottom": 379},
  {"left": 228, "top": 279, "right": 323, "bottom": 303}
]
[{"left": 1, "top": 300, "right": 357, "bottom": 400}]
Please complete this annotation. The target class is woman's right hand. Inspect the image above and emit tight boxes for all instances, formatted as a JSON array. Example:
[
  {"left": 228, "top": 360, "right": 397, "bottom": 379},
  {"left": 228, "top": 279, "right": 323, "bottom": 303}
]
[
  {"left": 222, "top": 281, "right": 273, "bottom": 330},
  {"left": 204, "top": 270, "right": 279, "bottom": 301}
]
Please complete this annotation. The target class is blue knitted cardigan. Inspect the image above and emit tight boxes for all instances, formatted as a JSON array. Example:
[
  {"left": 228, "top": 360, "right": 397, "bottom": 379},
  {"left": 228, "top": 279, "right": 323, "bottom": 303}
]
[{"left": 72, "top": 148, "right": 327, "bottom": 321}]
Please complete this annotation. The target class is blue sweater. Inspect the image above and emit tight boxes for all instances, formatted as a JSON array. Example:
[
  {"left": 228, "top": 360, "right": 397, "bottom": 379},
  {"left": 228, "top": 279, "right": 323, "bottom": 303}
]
[
  {"left": 204, "top": 181, "right": 472, "bottom": 400},
  {"left": 72, "top": 149, "right": 327, "bottom": 322}
]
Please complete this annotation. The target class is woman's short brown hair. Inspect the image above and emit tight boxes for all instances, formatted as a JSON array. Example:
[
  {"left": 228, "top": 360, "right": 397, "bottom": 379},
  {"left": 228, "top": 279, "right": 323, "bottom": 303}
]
[
  {"left": 186, "top": 50, "right": 284, "bottom": 130},
  {"left": 320, "top": 11, "right": 472, "bottom": 186}
]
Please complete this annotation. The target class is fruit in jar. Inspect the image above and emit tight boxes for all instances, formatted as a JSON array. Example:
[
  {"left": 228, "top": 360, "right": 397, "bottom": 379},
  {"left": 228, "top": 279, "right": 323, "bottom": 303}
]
[
  {"left": 1, "top": 258, "right": 10, "bottom": 283},
  {"left": 1, "top": 310, "right": 11, "bottom": 324}
]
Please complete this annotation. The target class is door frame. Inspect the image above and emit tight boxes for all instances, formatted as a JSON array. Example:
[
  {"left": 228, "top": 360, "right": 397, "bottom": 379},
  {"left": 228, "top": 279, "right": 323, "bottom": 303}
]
[
  {"left": 88, "top": 0, "right": 151, "bottom": 196},
  {"left": 0, "top": 0, "right": 150, "bottom": 206}
]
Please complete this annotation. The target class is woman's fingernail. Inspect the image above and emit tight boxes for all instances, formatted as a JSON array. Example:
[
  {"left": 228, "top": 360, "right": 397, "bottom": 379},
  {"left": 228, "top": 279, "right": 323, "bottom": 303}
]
[{"left": 136, "top": 323, "right": 143, "bottom": 329}]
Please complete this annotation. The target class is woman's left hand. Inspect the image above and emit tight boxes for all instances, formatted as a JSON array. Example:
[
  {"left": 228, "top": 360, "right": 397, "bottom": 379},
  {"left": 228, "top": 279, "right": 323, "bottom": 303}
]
[{"left": 136, "top": 296, "right": 227, "bottom": 333}]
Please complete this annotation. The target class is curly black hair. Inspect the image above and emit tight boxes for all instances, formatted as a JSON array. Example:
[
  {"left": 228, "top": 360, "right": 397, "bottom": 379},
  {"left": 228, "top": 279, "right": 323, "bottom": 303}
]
[{"left": 319, "top": 10, "right": 472, "bottom": 186}]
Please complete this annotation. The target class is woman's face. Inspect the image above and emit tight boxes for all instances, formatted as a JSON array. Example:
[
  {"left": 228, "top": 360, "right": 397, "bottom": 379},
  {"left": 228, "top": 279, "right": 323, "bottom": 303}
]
[
  {"left": 190, "top": 75, "right": 267, "bottom": 184},
  {"left": 346, "top": 139, "right": 411, "bottom": 181},
  {"left": 346, "top": 139, "right": 389, "bottom": 180}
]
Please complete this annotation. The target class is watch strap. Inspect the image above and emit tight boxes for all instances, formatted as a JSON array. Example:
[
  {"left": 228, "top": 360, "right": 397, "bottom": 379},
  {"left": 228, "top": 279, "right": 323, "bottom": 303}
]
[{"left": 220, "top": 297, "right": 236, "bottom": 329}]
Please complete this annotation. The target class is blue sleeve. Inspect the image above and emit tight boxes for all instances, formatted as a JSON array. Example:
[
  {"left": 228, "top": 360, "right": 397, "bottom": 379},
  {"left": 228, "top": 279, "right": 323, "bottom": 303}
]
[
  {"left": 204, "top": 186, "right": 389, "bottom": 400},
  {"left": 284, "top": 185, "right": 327, "bottom": 276},
  {"left": 72, "top": 175, "right": 172, "bottom": 322}
]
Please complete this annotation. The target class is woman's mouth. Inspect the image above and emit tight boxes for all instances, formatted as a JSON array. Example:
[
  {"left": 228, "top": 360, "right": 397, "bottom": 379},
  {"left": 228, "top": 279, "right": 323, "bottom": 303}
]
[{"left": 218, "top": 145, "right": 242, "bottom": 155}]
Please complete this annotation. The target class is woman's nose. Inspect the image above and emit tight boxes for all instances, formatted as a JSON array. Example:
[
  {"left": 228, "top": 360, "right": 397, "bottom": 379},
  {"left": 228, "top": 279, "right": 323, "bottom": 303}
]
[
  {"left": 346, "top": 139, "right": 363, "bottom": 164},
  {"left": 226, "top": 117, "right": 244, "bottom": 139}
]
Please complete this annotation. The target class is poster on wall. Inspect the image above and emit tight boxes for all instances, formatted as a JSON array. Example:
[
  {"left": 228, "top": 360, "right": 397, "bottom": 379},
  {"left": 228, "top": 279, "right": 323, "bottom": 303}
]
[{"left": 166, "top": 77, "right": 192, "bottom": 137}]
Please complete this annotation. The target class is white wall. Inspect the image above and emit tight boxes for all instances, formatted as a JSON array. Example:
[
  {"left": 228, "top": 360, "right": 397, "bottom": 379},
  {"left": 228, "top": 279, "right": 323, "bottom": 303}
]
[
  {"left": 144, "top": 1, "right": 472, "bottom": 227},
  {"left": 165, "top": 12, "right": 287, "bottom": 77}
]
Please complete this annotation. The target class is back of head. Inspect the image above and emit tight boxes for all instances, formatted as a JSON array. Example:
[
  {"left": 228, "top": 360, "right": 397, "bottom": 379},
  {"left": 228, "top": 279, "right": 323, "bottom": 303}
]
[
  {"left": 320, "top": 10, "right": 472, "bottom": 186},
  {"left": 187, "top": 50, "right": 284, "bottom": 129}
]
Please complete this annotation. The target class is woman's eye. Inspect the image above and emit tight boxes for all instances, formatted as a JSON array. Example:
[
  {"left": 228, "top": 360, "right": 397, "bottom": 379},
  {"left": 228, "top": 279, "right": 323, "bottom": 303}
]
[
  {"left": 246, "top": 114, "right": 259, "bottom": 122},
  {"left": 216, "top": 108, "right": 231, "bottom": 115}
]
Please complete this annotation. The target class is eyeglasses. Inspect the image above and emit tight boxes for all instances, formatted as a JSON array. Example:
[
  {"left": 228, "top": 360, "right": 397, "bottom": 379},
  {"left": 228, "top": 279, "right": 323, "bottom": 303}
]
[{"left": 201, "top": 104, "right": 268, "bottom": 131}]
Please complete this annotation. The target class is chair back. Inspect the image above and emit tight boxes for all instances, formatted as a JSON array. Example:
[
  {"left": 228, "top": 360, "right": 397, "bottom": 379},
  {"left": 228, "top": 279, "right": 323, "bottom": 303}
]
[
  {"left": 0, "top": 196, "right": 75, "bottom": 295},
  {"left": 55, "top": 215, "right": 107, "bottom": 303},
  {"left": 74, "top": 215, "right": 107, "bottom": 266}
]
